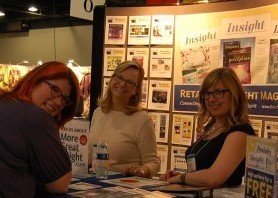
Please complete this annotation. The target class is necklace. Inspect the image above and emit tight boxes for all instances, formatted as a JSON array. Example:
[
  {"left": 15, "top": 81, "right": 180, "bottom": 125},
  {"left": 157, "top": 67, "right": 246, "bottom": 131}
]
[
  {"left": 189, "top": 124, "right": 226, "bottom": 157},
  {"left": 203, "top": 124, "right": 225, "bottom": 140}
]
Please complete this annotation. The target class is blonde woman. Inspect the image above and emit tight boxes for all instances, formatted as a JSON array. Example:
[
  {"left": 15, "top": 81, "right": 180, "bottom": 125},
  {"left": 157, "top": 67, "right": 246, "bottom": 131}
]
[
  {"left": 89, "top": 61, "right": 160, "bottom": 178},
  {"left": 160, "top": 67, "right": 255, "bottom": 187}
]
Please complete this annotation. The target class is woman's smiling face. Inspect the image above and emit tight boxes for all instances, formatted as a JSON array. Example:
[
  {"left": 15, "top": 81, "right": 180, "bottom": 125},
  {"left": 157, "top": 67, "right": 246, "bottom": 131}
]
[
  {"left": 204, "top": 80, "right": 231, "bottom": 119},
  {"left": 111, "top": 68, "right": 139, "bottom": 104},
  {"left": 30, "top": 79, "right": 72, "bottom": 117}
]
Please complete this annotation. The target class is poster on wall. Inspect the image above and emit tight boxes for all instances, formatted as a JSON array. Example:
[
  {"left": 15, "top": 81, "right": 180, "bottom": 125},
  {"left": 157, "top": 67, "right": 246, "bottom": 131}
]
[
  {"left": 267, "top": 38, "right": 278, "bottom": 84},
  {"left": 264, "top": 121, "right": 278, "bottom": 139},
  {"left": 170, "top": 146, "right": 187, "bottom": 172},
  {"left": 173, "top": 84, "right": 200, "bottom": 112},
  {"left": 173, "top": 84, "right": 277, "bottom": 117},
  {"left": 178, "top": 28, "right": 220, "bottom": 84},
  {"left": 148, "top": 80, "right": 172, "bottom": 111},
  {"left": 174, "top": 12, "right": 223, "bottom": 85},
  {"left": 174, "top": 8, "right": 277, "bottom": 86},
  {"left": 127, "top": 48, "right": 149, "bottom": 77},
  {"left": 250, "top": 118, "right": 263, "bottom": 137},
  {"left": 150, "top": 48, "right": 173, "bottom": 78},
  {"left": 267, "top": 19, "right": 278, "bottom": 84},
  {"left": 103, "top": 48, "right": 126, "bottom": 76},
  {"left": 243, "top": 85, "right": 277, "bottom": 117},
  {"left": 104, "top": 16, "right": 127, "bottom": 45},
  {"left": 151, "top": 15, "right": 174, "bottom": 45},
  {"left": 157, "top": 144, "right": 168, "bottom": 174},
  {"left": 59, "top": 119, "right": 90, "bottom": 178},
  {"left": 148, "top": 112, "right": 169, "bottom": 143},
  {"left": 141, "top": 80, "right": 149, "bottom": 109},
  {"left": 171, "top": 114, "right": 194, "bottom": 146},
  {"left": 128, "top": 15, "right": 151, "bottom": 45},
  {"left": 220, "top": 37, "right": 255, "bottom": 84},
  {"left": 221, "top": 13, "right": 271, "bottom": 84}
]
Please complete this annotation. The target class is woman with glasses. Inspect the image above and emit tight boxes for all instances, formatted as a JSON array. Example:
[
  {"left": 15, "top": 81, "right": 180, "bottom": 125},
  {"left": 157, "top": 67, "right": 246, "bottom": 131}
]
[
  {"left": 0, "top": 61, "right": 80, "bottom": 197},
  {"left": 88, "top": 61, "right": 160, "bottom": 178},
  {"left": 160, "top": 67, "right": 255, "bottom": 187}
]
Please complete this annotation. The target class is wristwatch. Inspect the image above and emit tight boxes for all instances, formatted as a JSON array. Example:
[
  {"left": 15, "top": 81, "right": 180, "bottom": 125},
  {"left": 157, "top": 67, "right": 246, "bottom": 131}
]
[{"left": 180, "top": 173, "right": 187, "bottom": 185}]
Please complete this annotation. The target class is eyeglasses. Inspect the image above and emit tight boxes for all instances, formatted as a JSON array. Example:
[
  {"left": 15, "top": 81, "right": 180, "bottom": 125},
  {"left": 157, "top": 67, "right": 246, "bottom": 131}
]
[
  {"left": 43, "top": 80, "right": 72, "bottom": 106},
  {"left": 201, "top": 89, "right": 230, "bottom": 100},
  {"left": 113, "top": 74, "right": 137, "bottom": 88}
]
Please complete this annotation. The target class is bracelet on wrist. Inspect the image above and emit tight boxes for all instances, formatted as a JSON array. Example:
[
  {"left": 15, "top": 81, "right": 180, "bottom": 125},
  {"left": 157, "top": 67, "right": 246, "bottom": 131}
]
[
  {"left": 180, "top": 173, "right": 187, "bottom": 185},
  {"left": 135, "top": 169, "right": 145, "bottom": 177}
]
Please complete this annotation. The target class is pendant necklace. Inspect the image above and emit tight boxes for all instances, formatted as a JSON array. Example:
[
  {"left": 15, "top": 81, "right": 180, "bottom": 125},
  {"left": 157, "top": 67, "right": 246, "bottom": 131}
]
[{"left": 190, "top": 124, "right": 225, "bottom": 156}]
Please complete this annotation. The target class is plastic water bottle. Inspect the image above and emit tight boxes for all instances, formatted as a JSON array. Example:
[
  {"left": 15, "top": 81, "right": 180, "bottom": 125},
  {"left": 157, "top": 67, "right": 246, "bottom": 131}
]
[
  {"left": 91, "top": 144, "right": 98, "bottom": 176},
  {"left": 95, "top": 139, "right": 109, "bottom": 179}
]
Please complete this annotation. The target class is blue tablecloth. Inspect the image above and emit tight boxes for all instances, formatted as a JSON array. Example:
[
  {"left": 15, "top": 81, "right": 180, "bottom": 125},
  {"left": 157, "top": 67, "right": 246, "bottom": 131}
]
[{"left": 36, "top": 173, "right": 124, "bottom": 198}]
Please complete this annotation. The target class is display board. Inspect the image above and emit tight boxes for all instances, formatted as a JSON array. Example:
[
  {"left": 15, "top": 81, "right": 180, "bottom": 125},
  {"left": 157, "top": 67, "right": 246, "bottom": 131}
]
[{"left": 101, "top": 0, "right": 278, "bottom": 171}]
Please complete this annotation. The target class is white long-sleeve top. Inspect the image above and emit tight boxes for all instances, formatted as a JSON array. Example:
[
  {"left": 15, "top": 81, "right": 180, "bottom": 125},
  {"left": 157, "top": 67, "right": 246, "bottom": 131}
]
[{"left": 88, "top": 107, "right": 160, "bottom": 177}]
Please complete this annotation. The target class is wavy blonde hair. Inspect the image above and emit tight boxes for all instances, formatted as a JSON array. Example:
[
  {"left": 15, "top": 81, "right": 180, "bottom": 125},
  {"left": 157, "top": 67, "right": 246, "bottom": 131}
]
[
  {"left": 98, "top": 61, "right": 144, "bottom": 115},
  {"left": 196, "top": 67, "right": 250, "bottom": 134}
]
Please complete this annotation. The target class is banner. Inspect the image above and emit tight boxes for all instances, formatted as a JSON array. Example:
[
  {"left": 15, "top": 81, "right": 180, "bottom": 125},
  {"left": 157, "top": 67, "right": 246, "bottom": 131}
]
[
  {"left": 173, "top": 85, "right": 278, "bottom": 117},
  {"left": 60, "top": 119, "right": 90, "bottom": 178}
]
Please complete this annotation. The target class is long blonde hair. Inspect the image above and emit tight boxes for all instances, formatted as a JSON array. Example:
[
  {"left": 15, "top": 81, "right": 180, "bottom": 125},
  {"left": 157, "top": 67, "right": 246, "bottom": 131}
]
[
  {"left": 98, "top": 61, "right": 144, "bottom": 115},
  {"left": 196, "top": 67, "right": 250, "bottom": 134}
]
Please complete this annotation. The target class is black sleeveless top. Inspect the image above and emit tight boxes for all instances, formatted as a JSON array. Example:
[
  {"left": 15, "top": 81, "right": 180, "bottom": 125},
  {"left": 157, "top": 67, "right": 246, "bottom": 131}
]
[{"left": 185, "top": 123, "right": 255, "bottom": 186}]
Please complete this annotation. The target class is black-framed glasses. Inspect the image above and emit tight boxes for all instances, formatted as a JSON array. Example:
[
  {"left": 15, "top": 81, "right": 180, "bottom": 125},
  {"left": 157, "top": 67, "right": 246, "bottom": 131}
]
[
  {"left": 201, "top": 89, "right": 230, "bottom": 100},
  {"left": 43, "top": 80, "right": 72, "bottom": 106},
  {"left": 113, "top": 74, "right": 138, "bottom": 88}
]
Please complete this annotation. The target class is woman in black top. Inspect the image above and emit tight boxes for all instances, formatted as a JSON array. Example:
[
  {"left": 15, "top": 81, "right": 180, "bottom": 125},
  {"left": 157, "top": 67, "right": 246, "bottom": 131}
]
[{"left": 160, "top": 67, "right": 255, "bottom": 187}]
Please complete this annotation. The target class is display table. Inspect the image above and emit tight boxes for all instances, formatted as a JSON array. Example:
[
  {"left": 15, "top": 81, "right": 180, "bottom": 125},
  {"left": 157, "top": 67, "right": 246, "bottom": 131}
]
[
  {"left": 38, "top": 172, "right": 245, "bottom": 198},
  {"left": 67, "top": 172, "right": 214, "bottom": 198}
]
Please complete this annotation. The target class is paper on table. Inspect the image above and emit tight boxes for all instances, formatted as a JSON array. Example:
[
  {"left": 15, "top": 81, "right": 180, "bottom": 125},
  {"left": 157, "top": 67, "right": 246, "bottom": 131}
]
[{"left": 102, "top": 176, "right": 169, "bottom": 189}]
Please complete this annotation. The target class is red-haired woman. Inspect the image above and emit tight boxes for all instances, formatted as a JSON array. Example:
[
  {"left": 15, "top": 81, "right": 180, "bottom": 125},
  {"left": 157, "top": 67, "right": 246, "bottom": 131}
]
[{"left": 0, "top": 61, "right": 80, "bottom": 197}]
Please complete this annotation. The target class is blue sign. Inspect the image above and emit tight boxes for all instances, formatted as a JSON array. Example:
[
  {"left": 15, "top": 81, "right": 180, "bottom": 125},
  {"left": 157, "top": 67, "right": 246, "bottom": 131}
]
[
  {"left": 173, "top": 85, "right": 200, "bottom": 112},
  {"left": 174, "top": 85, "right": 277, "bottom": 117}
]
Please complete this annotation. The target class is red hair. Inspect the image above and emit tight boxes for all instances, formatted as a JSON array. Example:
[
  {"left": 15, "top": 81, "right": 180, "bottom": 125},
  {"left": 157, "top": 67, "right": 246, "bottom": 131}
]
[{"left": 0, "top": 61, "right": 80, "bottom": 128}]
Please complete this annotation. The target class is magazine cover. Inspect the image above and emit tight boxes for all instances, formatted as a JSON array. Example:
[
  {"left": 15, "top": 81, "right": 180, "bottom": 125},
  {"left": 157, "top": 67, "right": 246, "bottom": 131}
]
[
  {"left": 148, "top": 112, "right": 170, "bottom": 143},
  {"left": 128, "top": 15, "right": 151, "bottom": 45},
  {"left": 103, "top": 48, "right": 126, "bottom": 76},
  {"left": 104, "top": 16, "right": 127, "bottom": 45},
  {"left": 221, "top": 37, "right": 255, "bottom": 84},
  {"left": 170, "top": 146, "right": 187, "bottom": 172},
  {"left": 148, "top": 80, "right": 172, "bottom": 111}
]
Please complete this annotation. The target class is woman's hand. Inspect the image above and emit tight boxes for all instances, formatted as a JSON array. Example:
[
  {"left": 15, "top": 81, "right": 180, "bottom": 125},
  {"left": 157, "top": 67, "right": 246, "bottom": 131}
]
[
  {"left": 124, "top": 165, "right": 150, "bottom": 178},
  {"left": 159, "top": 170, "right": 181, "bottom": 183},
  {"left": 124, "top": 166, "right": 137, "bottom": 177}
]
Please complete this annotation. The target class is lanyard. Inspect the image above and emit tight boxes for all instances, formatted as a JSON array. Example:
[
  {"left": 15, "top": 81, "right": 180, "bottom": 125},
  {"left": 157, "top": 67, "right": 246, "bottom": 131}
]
[{"left": 189, "top": 135, "right": 212, "bottom": 157}]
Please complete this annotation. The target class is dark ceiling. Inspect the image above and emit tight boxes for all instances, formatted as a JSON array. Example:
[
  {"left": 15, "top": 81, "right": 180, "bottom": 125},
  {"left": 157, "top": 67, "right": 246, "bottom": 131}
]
[{"left": 0, "top": 0, "right": 93, "bottom": 32}]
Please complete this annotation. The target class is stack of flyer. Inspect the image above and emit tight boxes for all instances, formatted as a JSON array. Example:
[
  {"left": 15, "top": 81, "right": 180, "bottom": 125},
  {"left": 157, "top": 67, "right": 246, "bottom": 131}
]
[{"left": 245, "top": 135, "right": 277, "bottom": 197}]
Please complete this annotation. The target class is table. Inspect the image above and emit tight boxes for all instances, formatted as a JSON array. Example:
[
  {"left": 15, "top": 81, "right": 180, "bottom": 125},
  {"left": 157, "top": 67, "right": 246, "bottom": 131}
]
[{"left": 38, "top": 172, "right": 245, "bottom": 198}]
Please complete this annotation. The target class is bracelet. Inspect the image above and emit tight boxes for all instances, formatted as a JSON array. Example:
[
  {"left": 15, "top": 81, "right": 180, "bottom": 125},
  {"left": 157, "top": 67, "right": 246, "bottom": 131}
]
[
  {"left": 141, "top": 169, "right": 145, "bottom": 177},
  {"left": 136, "top": 169, "right": 145, "bottom": 177},
  {"left": 180, "top": 173, "right": 187, "bottom": 185}
]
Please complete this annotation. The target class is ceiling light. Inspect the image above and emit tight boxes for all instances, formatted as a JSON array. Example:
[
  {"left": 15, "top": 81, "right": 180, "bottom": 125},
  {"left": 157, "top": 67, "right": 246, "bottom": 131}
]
[{"left": 28, "top": 6, "right": 38, "bottom": 12}]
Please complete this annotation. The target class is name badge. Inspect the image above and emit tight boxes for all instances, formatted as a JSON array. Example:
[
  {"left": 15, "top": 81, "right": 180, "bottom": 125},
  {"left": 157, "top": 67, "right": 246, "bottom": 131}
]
[{"left": 187, "top": 154, "right": 196, "bottom": 172}]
